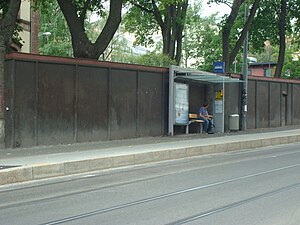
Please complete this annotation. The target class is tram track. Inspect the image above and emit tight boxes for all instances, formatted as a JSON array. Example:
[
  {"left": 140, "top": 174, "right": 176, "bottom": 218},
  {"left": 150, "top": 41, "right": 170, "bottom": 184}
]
[
  {"left": 167, "top": 182, "right": 300, "bottom": 225},
  {"left": 1, "top": 148, "right": 299, "bottom": 211},
  {"left": 37, "top": 163, "right": 300, "bottom": 225},
  {"left": 1, "top": 143, "right": 300, "bottom": 225}
]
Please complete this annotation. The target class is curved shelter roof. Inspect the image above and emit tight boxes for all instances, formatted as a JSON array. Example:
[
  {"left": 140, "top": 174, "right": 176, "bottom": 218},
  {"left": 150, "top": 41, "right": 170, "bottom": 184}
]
[{"left": 172, "top": 67, "right": 244, "bottom": 84}]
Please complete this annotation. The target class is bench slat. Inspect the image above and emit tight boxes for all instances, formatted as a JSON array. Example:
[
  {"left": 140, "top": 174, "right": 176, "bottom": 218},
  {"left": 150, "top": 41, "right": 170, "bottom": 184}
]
[
  {"left": 190, "top": 120, "right": 204, "bottom": 123},
  {"left": 189, "top": 113, "right": 198, "bottom": 119},
  {"left": 186, "top": 114, "right": 204, "bottom": 134}
]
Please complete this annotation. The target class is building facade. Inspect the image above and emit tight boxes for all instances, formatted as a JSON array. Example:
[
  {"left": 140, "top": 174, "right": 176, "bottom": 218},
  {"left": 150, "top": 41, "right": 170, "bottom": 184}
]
[
  {"left": 248, "top": 62, "right": 277, "bottom": 77},
  {"left": 14, "top": 0, "right": 38, "bottom": 53}
]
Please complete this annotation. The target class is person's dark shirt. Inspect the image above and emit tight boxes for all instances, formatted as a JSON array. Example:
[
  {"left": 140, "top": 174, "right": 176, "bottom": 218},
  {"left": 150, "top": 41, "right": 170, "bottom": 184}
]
[{"left": 199, "top": 106, "right": 207, "bottom": 118}]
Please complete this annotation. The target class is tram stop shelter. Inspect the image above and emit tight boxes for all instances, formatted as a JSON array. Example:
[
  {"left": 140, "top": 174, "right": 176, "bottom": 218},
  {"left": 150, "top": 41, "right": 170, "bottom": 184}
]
[{"left": 168, "top": 65, "right": 244, "bottom": 136}]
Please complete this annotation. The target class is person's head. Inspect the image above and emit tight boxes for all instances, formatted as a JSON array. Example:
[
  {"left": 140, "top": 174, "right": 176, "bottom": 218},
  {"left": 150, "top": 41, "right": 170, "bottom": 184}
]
[{"left": 203, "top": 103, "right": 208, "bottom": 108}]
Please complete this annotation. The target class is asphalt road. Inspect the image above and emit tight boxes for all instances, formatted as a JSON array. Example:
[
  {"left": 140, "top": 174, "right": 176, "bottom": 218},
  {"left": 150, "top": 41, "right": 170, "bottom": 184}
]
[{"left": 1, "top": 142, "right": 300, "bottom": 225}]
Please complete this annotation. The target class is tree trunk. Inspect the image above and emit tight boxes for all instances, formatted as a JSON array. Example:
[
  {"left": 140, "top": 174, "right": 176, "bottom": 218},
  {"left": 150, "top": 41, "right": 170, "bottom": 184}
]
[
  {"left": 93, "top": 0, "right": 122, "bottom": 59},
  {"left": 222, "top": 26, "right": 231, "bottom": 72},
  {"left": 275, "top": 0, "right": 286, "bottom": 78},
  {"left": 175, "top": 32, "right": 183, "bottom": 66},
  {"left": 168, "top": 5, "right": 176, "bottom": 60},
  {"left": 222, "top": 0, "right": 244, "bottom": 72},
  {"left": 0, "top": 45, "right": 5, "bottom": 144},
  {"left": 175, "top": 0, "right": 188, "bottom": 65},
  {"left": 152, "top": 0, "right": 188, "bottom": 65},
  {"left": 0, "top": 0, "right": 21, "bottom": 144},
  {"left": 0, "top": 0, "right": 21, "bottom": 46},
  {"left": 229, "top": 0, "right": 260, "bottom": 66},
  {"left": 57, "top": 0, "right": 122, "bottom": 59},
  {"left": 162, "top": 29, "right": 171, "bottom": 56}
]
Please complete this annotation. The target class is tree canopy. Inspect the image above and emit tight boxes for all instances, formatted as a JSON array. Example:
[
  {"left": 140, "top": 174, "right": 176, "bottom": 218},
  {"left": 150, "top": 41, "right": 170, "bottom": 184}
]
[
  {"left": 3, "top": 0, "right": 300, "bottom": 78},
  {"left": 53, "top": 0, "right": 122, "bottom": 59},
  {"left": 124, "top": 0, "right": 188, "bottom": 65}
]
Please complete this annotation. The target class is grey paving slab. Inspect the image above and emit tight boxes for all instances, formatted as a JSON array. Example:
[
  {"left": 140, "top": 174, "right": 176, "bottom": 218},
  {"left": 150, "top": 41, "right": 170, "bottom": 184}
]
[{"left": 0, "top": 127, "right": 300, "bottom": 185}]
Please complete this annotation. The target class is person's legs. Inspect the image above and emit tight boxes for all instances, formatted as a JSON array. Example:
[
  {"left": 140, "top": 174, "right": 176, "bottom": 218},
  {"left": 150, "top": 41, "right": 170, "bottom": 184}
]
[
  {"left": 207, "top": 119, "right": 212, "bottom": 132},
  {"left": 202, "top": 118, "right": 209, "bottom": 132}
]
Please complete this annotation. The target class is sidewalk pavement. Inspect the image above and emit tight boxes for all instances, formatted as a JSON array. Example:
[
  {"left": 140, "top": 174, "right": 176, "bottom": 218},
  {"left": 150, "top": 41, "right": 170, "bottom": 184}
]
[{"left": 1, "top": 127, "right": 300, "bottom": 186}]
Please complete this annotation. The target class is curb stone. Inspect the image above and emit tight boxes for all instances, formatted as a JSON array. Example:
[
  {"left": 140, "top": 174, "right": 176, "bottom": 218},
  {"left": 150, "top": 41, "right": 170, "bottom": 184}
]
[{"left": 1, "top": 133, "right": 300, "bottom": 186}]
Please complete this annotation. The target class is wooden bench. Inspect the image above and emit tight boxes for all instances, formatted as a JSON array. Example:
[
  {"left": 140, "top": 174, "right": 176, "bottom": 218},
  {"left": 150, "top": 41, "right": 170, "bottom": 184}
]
[{"left": 186, "top": 113, "right": 204, "bottom": 134}]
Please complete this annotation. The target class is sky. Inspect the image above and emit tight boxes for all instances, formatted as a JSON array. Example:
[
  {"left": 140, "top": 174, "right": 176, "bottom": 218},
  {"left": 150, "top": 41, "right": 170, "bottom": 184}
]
[
  {"left": 90, "top": 1, "right": 232, "bottom": 23},
  {"left": 201, "top": 0, "right": 231, "bottom": 17},
  {"left": 89, "top": 0, "right": 232, "bottom": 54}
]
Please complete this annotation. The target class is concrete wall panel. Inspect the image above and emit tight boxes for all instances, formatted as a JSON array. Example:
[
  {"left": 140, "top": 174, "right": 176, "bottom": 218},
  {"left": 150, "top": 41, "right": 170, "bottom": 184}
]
[
  {"left": 247, "top": 80, "right": 256, "bottom": 129},
  {"left": 137, "top": 72, "right": 163, "bottom": 136},
  {"left": 292, "top": 84, "right": 300, "bottom": 124},
  {"left": 287, "top": 84, "right": 293, "bottom": 125},
  {"left": 14, "top": 61, "right": 36, "bottom": 147},
  {"left": 269, "top": 82, "right": 281, "bottom": 127},
  {"left": 76, "top": 66, "right": 109, "bottom": 142},
  {"left": 256, "top": 81, "right": 269, "bottom": 128},
  {"left": 37, "top": 63, "right": 75, "bottom": 145},
  {"left": 4, "top": 60, "right": 14, "bottom": 147},
  {"left": 110, "top": 69, "right": 137, "bottom": 140}
]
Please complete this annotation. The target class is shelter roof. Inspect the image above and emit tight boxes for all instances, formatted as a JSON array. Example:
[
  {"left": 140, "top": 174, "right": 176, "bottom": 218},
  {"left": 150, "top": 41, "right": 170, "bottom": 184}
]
[{"left": 172, "top": 67, "right": 243, "bottom": 84}]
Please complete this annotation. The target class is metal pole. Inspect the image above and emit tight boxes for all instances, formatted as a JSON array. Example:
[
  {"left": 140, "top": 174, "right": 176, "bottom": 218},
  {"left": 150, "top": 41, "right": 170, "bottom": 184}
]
[
  {"left": 168, "top": 65, "right": 175, "bottom": 136},
  {"left": 241, "top": 3, "right": 249, "bottom": 131},
  {"left": 222, "top": 78, "right": 225, "bottom": 133}
]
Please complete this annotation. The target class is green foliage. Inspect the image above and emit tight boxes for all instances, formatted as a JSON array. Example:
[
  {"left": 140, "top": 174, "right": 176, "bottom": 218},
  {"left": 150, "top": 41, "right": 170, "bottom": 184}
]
[
  {"left": 35, "top": 0, "right": 106, "bottom": 20},
  {"left": 11, "top": 0, "right": 300, "bottom": 77},
  {"left": 282, "top": 41, "right": 300, "bottom": 79},
  {"left": 104, "top": 34, "right": 133, "bottom": 62},
  {"left": 86, "top": 17, "right": 107, "bottom": 43},
  {"left": 283, "top": 59, "right": 300, "bottom": 80},
  {"left": 12, "top": 24, "right": 24, "bottom": 47},
  {"left": 123, "top": 1, "right": 159, "bottom": 47},
  {"left": 248, "top": 0, "right": 280, "bottom": 53},
  {"left": 71, "top": 0, "right": 106, "bottom": 17},
  {"left": 254, "top": 43, "right": 277, "bottom": 62},
  {"left": 38, "top": 0, "right": 73, "bottom": 57},
  {"left": 124, "top": 0, "right": 189, "bottom": 64},
  {"left": 182, "top": 2, "right": 223, "bottom": 72},
  {"left": 245, "top": 0, "right": 300, "bottom": 77},
  {"left": 128, "top": 52, "right": 176, "bottom": 67}
]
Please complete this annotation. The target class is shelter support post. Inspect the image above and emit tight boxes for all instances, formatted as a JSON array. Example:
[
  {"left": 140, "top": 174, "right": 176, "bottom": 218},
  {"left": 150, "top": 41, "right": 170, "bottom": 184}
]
[{"left": 168, "top": 65, "right": 175, "bottom": 136}]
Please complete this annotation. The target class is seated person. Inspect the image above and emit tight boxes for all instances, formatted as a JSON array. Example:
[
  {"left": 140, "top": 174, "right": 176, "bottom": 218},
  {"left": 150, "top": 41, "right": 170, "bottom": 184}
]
[{"left": 199, "top": 103, "right": 212, "bottom": 133}]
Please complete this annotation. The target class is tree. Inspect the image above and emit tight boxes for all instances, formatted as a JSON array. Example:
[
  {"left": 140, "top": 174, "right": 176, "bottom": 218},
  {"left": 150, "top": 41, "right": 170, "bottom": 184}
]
[
  {"left": 129, "top": 52, "right": 176, "bottom": 67},
  {"left": 0, "top": 0, "right": 21, "bottom": 52},
  {"left": 56, "top": 0, "right": 122, "bottom": 59},
  {"left": 182, "top": 2, "right": 223, "bottom": 71},
  {"left": 124, "top": 0, "right": 188, "bottom": 65},
  {"left": 216, "top": 0, "right": 260, "bottom": 72},
  {"left": 0, "top": 0, "right": 21, "bottom": 142},
  {"left": 282, "top": 47, "right": 300, "bottom": 80},
  {"left": 248, "top": 0, "right": 279, "bottom": 52},
  {"left": 248, "top": 0, "right": 298, "bottom": 78},
  {"left": 0, "top": 0, "right": 21, "bottom": 102},
  {"left": 274, "top": 0, "right": 287, "bottom": 78},
  {"left": 38, "top": 0, "right": 73, "bottom": 57}
]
